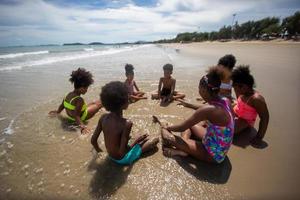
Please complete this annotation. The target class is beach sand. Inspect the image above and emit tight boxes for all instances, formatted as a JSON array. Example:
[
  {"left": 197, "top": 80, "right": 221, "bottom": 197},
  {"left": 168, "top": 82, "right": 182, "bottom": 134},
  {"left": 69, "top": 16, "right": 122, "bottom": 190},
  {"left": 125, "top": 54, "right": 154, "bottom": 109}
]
[
  {"left": 164, "top": 41, "right": 300, "bottom": 199},
  {"left": 0, "top": 42, "right": 300, "bottom": 199}
]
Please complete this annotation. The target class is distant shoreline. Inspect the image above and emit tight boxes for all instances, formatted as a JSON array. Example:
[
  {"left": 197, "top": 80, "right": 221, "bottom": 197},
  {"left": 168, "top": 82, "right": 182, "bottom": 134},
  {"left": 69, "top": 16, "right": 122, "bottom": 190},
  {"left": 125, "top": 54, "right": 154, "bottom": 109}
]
[{"left": 159, "top": 39, "right": 300, "bottom": 46}]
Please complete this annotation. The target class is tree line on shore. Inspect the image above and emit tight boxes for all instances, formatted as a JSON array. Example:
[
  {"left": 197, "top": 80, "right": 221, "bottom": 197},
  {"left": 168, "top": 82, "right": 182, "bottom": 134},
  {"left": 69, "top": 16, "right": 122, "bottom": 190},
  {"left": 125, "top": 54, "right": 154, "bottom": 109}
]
[{"left": 154, "top": 11, "right": 300, "bottom": 43}]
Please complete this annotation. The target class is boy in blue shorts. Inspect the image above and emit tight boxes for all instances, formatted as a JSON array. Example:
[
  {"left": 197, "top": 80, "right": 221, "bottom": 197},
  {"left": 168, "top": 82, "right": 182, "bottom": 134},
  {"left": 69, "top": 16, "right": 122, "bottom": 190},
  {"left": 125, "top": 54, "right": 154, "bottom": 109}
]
[{"left": 91, "top": 81, "right": 159, "bottom": 165}]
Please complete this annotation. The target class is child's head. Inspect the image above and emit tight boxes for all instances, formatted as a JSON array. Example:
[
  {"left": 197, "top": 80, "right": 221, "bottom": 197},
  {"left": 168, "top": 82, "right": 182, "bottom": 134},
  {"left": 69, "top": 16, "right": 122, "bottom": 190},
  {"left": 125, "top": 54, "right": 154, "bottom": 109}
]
[
  {"left": 100, "top": 81, "right": 129, "bottom": 112},
  {"left": 163, "top": 63, "right": 173, "bottom": 78},
  {"left": 125, "top": 64, "right": 134, "bottom": 81},
  {"left": 218, "top": 54, "right": 236, "bottom": 71},
  {"left": 69, "top": 68, "right": 94, "bottom": 94},
  {"left": 231, "top": 65, "right": 255, "bottom": 95},
  {"left": 199, "top": 66, "right": 223, "bottom": 100}
]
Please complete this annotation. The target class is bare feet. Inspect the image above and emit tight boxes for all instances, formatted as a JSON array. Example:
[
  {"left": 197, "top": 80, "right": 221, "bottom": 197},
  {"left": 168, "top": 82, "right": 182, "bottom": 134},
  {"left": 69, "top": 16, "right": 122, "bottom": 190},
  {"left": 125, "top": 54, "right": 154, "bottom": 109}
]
[
  {"left": 161, "top": 128, "right": 175, "bottom": 147},
  {"left": 142, "top": 137, "right": 159, "bottom": 152},
  {"left": 162, "top": 147, "right": 188, "bottom": 157}
]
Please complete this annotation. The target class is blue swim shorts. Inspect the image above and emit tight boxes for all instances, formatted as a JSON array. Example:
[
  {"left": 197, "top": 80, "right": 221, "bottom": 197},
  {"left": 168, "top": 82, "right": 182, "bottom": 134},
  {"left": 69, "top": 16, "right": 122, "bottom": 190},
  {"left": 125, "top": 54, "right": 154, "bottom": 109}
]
[{"left": 109, "top": 144, "right": 142, "bottom": 165}]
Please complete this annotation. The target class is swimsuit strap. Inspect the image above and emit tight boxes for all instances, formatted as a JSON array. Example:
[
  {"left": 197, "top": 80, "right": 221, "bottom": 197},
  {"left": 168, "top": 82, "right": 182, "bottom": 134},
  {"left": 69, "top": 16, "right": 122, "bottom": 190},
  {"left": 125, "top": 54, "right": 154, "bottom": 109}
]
[
  {"left": 211, "top": 98, "right": 231, "bottom": 114},
  {"left": 210, "top": 98, "right": 233, "bottom": 126},
  {"left": 245, "top": 91, "right": 258, "bottom": 104},
  {"left": 69, "top": 96, "right": 80, "bottom": 104},
  {"left": 64, "top": 95, "right": 86, "bottom": 111}
]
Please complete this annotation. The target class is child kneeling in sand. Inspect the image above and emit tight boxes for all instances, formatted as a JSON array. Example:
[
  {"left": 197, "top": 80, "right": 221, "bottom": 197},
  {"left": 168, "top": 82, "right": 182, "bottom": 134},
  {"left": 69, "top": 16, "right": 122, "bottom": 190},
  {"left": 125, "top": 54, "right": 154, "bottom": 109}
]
[
  {"left": 49, "top": 68, "right": 102, "bottom": 134},
  {"left": 151, "top": 64, "right": 185, "bottom": 104},
  {"left": 160, "top": 67, "right": 234, "bottom": 163},
  {"left": 91, "top": 81, "right": 159, "bottom": 165},
  {"left": 124, "top": 64, "right": 147, "bottom": 103},
  {"left": 232, "top": 66, "right": 269, "bottom": 145}
]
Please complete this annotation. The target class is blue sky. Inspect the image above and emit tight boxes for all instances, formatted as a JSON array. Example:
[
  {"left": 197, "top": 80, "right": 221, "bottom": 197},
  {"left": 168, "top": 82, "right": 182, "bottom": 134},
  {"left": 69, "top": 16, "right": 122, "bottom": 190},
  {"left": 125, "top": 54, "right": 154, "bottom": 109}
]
[{"left": 0, "top": 0, "right": 299, "bottom": 46}]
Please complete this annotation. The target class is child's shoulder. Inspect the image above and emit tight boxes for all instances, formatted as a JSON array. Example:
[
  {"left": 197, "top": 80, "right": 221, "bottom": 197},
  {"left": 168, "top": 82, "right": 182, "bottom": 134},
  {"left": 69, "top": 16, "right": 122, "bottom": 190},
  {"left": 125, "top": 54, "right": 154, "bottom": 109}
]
[
  {"left": 252, "top": 92, "right": 266, "bottom": 104},
  {"left": 65, "top": 92, "right": 83, "bottom": 102}
]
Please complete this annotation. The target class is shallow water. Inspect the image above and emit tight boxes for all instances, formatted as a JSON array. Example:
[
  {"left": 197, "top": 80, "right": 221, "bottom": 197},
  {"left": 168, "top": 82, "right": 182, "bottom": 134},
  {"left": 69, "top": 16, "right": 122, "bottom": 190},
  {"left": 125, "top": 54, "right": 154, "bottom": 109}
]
[{"left": 0, "top": 44, "right": 233, "bottom": 199}]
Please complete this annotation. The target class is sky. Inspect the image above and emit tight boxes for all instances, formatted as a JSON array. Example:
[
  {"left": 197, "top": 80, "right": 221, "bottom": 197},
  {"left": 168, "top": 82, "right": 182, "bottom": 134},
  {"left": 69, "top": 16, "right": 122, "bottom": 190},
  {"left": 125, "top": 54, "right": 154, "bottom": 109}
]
[{"left": 0, "top": 0, "right": 299, "bottom": 46}]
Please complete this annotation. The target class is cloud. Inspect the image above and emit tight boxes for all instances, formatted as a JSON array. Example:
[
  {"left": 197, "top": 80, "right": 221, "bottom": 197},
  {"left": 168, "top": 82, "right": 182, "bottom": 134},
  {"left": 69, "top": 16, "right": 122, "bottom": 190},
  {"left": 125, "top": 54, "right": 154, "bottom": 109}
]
[{"left": 0, "top": 0, "right": 299, "bottom": 46}]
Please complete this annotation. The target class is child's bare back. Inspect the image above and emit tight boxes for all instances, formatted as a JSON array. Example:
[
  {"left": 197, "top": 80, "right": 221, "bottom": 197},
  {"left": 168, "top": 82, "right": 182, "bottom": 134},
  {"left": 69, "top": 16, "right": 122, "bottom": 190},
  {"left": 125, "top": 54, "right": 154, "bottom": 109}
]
[{"left": 91, "top": 81, "right": 159, "bottom": 165}]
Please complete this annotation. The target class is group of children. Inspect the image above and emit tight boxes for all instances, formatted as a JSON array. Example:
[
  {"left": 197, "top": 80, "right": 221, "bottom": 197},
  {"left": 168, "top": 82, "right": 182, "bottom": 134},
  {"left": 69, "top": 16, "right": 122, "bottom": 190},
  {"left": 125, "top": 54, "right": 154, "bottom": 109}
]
[{"left": 49, "top": 54, "right": 269, "bottom": 165}]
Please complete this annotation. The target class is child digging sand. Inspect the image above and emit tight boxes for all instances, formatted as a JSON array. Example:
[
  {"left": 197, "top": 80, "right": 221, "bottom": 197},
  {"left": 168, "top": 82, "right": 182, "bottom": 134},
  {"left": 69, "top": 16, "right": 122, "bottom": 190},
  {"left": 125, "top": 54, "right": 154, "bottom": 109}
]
[
  {"left": 232, "top": 66, "right": 269, "bottom": 145},
  {"left": 91, "top": 81, "right": 159, "bottom": 165},
  {"left": 49, "top": 68, "right": 102, "bottom": 134},
  {"left": 151, "top": 63, "right": 185, "bottom": 104},
  {"left": 124, "top": 64, "right": 147, "bottom": 103},
  {"left": 158, "top": 67, "right": 234, "bottom": 163}
]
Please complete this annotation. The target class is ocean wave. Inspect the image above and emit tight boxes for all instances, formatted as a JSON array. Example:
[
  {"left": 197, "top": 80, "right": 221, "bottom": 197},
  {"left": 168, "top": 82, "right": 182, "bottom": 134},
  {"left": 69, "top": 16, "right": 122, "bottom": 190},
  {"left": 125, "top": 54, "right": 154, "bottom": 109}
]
[
  {"left": 0, "top": 50, "right": 49, "bottom": 59},
  {"left": 0, "top": 45, "right": 149, "bottom": 72},
  {"left": 83, "top": 48, "right": 94, "bottom": 51}
]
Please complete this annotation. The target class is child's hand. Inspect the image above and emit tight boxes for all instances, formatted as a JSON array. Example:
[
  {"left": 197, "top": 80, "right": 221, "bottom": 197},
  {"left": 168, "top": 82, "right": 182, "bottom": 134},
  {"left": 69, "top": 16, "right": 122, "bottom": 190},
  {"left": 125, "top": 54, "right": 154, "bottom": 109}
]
[
  {"left": 135, "top": 134, "right": 149, "bottom": 143},
  {"left": 48, "top": 110, "right": 58, "bottom": 117},
  {"left": 80, "top": 125, "right": 91, "bottom": 135},
  {"left": 176, "top": 99, "right": 187, "bottom": 106}
]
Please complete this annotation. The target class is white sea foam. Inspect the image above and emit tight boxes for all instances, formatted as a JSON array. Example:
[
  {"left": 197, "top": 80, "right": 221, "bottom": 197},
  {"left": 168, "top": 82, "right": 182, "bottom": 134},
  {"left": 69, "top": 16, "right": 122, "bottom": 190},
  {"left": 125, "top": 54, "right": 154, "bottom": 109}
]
[
  {"left": 3, "top": 119, "right": 14, "bottom": 135},
  {"left": 0, "top": 45, "right": 149, "bottom": 72},
  {"left": 83, "top": 48, "right": 94, "bottom": 51},
  {"left": 0, "top": 51, "right": 49, "bottom": 59}
]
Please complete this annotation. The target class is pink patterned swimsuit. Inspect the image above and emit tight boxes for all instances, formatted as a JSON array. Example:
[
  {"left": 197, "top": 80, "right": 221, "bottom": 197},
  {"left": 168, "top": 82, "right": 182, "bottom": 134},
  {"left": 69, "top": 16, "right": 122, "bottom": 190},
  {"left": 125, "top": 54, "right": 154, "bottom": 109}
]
[{"left": 202, "top": 98, "right": 234, "bottom": 163}]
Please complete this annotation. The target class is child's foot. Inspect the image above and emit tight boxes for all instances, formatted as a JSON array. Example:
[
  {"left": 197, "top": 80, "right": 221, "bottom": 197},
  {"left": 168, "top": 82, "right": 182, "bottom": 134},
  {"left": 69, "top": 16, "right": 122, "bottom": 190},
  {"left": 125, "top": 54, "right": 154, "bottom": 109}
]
[
  {"left": 142, "top": 137, "right": 159, "bottom": 152},
  {"left": 162, "top": 147, "right": 188, "bottom": 157},
  {"left": 161, "top": 129, "right": 175, "bottom": 147}
]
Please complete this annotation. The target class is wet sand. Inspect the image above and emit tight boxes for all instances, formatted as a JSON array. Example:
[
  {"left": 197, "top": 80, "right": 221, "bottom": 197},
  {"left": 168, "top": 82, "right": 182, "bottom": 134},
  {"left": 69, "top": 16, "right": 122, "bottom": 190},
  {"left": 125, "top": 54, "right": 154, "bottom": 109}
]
[
  {"left": 164, "top": 41, "right": 300, "bottom": 199},
  {"left": 0, "top": 42, "right": 300, "bottom": 199}
]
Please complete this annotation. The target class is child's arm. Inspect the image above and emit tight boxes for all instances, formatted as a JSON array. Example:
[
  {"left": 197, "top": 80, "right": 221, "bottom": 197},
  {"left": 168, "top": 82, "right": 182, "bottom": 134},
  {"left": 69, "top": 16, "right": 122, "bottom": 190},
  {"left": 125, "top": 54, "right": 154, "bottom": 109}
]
[
  {"left": 74, "top": 98, "right": 90, "bottom": 134},
  {"left": 252, "top": 97, "right": 269, "bottom": 141},
  {"left": 91, "top": 116, "right": 104, "bottom": 152},
  {"left": 119, "top": 120, "right": 132, "bottom": 155},
  {"left": 177, "top": 99, "right": 201, "bottom": 110},
  {"left": 170, "top": 78, "right": 176, "bottom": 97},
  {"left": 158, "top": 78, "right": 163, "bottom": 98},
  {"left": 49, "top": 100, "right": 64, "bottom": 115},
  {"left": 167, "top": 106, "right": 211, "bottom": 132},
  {"left": 133, "top": 81, "right": 140, "bottom": 92}
]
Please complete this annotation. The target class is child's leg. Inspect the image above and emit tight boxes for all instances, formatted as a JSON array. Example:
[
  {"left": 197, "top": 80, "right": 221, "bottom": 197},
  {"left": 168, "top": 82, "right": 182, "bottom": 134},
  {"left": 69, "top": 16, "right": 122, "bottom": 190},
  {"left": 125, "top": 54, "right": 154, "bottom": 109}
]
[
  {"left": 173, "top": 91, "right": 185, "bottom": 100},
  {"left": 234, "top": 117, "right": 250, "bottom": 135},
  {"left": 86, "top": 100, "right": 102, "bottom": 120},
  {"left": 190, "top": 124, "right": 207, "bottom": 140},
  {"left": 136, "top": 91, "right": 145, "bottom": 97},
  {"left": 181, "top": 129, "right": 192, "bottom": 140},
  {"left": 151, "top": 93, "right": 159, "bottom": 100},
  {"left": 161, "top": 129, "right": 213, "bottom": 162},
  {"left": 140, "top": 137, "right": 159, "bottom": 153}
]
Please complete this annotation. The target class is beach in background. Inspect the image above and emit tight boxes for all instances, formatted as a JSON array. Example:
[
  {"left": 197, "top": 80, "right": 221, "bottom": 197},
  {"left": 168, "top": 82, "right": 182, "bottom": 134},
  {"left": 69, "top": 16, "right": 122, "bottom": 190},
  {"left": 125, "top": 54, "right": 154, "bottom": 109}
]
[{"left": 0, "top": 42, "right": 299, "bottom": 199}]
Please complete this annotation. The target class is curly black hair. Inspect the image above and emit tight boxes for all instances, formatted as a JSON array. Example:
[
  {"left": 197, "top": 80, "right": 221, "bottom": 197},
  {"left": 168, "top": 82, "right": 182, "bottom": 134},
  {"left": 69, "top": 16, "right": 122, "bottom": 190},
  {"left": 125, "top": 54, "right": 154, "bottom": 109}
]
[
  {"left": 218, "top": 54, "right": 236, "bottom": 70},
  {"left": 100, "top": 81, "right": 128, "bottom": 112},
  {"left": 199, "top": 66, "right": 224, "bottom": 95},
  {"left": 231, "top": 65, "right": 255, "bottom": 88},
  {"left": 163, "top": 63, "right": 173, "bottom": 71},
  {"left": 125, "top": 64, "right": 134, "bottom": 76},
  {"left": 69, "top": 68, "right": 94, "bottom": 89}
]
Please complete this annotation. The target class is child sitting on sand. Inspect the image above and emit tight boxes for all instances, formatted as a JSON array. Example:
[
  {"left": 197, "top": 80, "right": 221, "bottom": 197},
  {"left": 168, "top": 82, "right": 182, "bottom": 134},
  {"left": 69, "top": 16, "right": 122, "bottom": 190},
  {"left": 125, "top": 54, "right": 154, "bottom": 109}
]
[
  {"left": 124, "top": 64, "right": 147, "bottom": 102},
  {"left": 151, "top": 63, "right": 185, "bottom": 103},
  {"left": 232, "top": 66, "right": 269, "bottom": 144},
  {"left": 217, "top": 54, "right": 236, "bottom": 99},
  {"left": 49, "top": 68, "right": 102, "bottom": 134},
  {"left": 158, "top": 66, "right": 234, "bottom": 163},
  {"left": 91, "top": 81, "right": 159, "bottom": 165}
]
